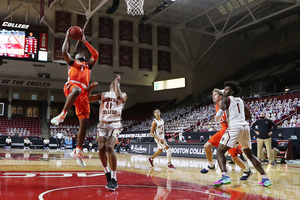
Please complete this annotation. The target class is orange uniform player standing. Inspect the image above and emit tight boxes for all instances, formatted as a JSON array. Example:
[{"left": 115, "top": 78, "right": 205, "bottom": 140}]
[
  {"left": 51, "top": 27, "right": 99, "bottom": 168},
  {"left": 200, "top": 89, "right": 252, "bottom": 181},
  {"left": 210, "top": 104, "right": 242, "bottom": 157}
]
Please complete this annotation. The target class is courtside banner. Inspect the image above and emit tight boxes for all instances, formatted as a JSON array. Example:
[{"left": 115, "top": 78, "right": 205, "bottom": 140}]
[
  {"left": 129, "top": 143, "right": 218, "bottom": 159},
  {"left": 119, "top": 131, "right": 152, "bottom": 138},
  {"left": 129, "top": 143, "right": 152, "bottom": 154}
]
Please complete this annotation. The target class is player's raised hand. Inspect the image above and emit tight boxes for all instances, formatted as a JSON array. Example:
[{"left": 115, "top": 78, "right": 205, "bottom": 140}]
[
  {"left": 115, "top": 74, "right": 121, "bottom": 83},
  {"left": 79, "top": 33, "right": 86, "bottom": 43},
  {"left": 90, "top": 81, "right": 99, "bottom": 89},
  {"left": 66, "top": 27, "right": 72, "bottom": 38}
]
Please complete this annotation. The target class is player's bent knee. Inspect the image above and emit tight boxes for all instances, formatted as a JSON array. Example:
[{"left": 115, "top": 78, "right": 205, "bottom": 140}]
[
  {"left": 204, "top": 143, "right": 212, "bottom": 150},
  {"left": 72, "top": 87, "right": 82, "bottom": 96},
  {"left": 99, "top": 145, "right": 106, "bottom": 152},
  {"left": 106, "top": 145, "right": 114, "bottom": 153},
  {"left": 243, "top": 148, "right": 253, "bottom": 158}
]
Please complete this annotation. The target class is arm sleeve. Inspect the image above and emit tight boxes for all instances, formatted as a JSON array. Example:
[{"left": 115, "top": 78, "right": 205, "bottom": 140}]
[{"left": 85, "top": 41, "right": 99, "bottom": 61}]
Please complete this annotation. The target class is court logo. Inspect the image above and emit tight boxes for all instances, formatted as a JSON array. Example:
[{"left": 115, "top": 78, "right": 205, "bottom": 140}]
[{"left": 131, "top": 145, "right": 148, "bottom": 153}]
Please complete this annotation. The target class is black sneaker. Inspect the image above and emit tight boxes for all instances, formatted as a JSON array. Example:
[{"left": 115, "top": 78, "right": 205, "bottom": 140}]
[
  {"left": 107, "top": 178, "right": 118, "bottom": 191},
  {"left": 228, "top": 160, "right": 235, "bottom": 164},
  {"left": 271, "top": 162, "right": 276, "bottom": 166},
  {"left": 200, "top": 164, "right": 215, "bottom": 174},
  {"left": 240, "top": 168, "right": 253, "bottom": 181},
  {"left": 105, "top": 172, "right": 111, "bottom": 187}
]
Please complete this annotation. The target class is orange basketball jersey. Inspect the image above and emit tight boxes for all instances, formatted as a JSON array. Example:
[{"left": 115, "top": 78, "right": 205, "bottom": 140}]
[
  {"left": 67, "top": 61, "right": 91, "bottom": 87},
  {"left": 215, "top": 104, "right": 228, "bottom": 130}
]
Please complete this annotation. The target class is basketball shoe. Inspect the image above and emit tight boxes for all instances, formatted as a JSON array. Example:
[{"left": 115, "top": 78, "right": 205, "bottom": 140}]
[
  {"left": 213, "top": 175, "right": 231, "bottom": 187},
  {"left": 167, "top": 163, "right": 176, "bottom": 169},
  {"left": 148, "top": 157, "right": 154, "bottom": 167},
  {"left": 201, "top": 164, "right": 215, "bottom": 174},
  {"left": 258, "top": 178, "right": 272, "bottom": 187},
  {"left": 107, "top": 178, "right": 118, "bottom": 191},
  {"left": 105, "top": 172, "right": 111, "bottom": 188},
  {"left": 51, "top": 114, "right": 65, "bottom": 126},
  {"left": 70, "top": 150, "right": 86, "bottom": 167},
  {"left": 240, "top": 168, "right": 253, "bottom": 180}
]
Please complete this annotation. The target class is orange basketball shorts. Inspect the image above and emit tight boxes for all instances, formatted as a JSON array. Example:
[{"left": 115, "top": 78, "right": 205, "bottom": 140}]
[
  {"left": 64, "top": 82, "right": 90, "bottom": 119},
  {"left": 208, "top": 129, "right": 226, "bottom": 148},
  {"left": 228, "top": 144, "right": 243, "bottom": 157}
]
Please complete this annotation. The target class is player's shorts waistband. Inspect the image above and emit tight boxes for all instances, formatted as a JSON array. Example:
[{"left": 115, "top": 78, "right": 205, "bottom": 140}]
[
  {"left": 68, "top": 80, "right": 88, "bottom": 90},
  {"left": 100, "top": 121, "right": 120, "bottom": 124}
]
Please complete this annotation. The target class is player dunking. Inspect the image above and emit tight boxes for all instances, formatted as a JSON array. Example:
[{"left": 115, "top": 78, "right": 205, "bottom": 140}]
[
  {"left": 148, "top": 109, "right": 176, "bottom": 169},
  {"left": 89, "top": 75, "right": 127, "bottom": 191},
  {"left": 201, "top": 88, "right": 252, "bottom": 181},
  {"left": 213, "top": 81, "right": 271, "bottom": 187},
  {"left": 51, "top": 28, "right": 99, "bottom": 167}
]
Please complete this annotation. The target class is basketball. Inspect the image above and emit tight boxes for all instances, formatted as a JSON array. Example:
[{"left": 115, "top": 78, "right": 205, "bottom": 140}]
[{"left": 69, "top": 26, "right": 83, "bottom": 41}]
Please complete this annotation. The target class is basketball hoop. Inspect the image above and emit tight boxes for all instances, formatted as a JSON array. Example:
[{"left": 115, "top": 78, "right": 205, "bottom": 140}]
[{"left": 125, "top": 0, "right": 144, "bottom": 16}]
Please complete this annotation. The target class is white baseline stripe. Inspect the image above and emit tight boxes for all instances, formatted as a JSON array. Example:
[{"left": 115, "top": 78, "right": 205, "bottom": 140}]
[{"left": 38, "top": 184, "right": 226, "bottom": 200}]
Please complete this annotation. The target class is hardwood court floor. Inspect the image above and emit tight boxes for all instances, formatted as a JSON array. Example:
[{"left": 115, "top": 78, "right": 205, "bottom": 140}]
[{"left": 0, "top": 149, "right": 299, "bottom": 200}]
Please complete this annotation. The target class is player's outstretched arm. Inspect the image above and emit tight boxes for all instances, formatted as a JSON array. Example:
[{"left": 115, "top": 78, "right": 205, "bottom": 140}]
[
  {"left": 243, "top": 100, "right": 252, "bottom": 120},
  {"left": 80, "top": 34, "right": 99, "bottom": 70},
  {"left": 114, "top": 75, "right": 127, "bottom": 102},
  {"left": 88, "top": 81, "right": 101, "bottom": 102},
  {"left": 62, "top": 28, "right": 74, "bottom": 65},
  {"left": 215, "top": 97, "right": 229, "bottom": 122}
]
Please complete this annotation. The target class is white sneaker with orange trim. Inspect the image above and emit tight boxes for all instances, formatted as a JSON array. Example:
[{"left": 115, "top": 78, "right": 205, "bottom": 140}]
[
  {"left": 51, "top": 115, "right": 65, "bottom": 126},
  {"left": 70, "top": 150, "right": 86, "bottom": 167}
]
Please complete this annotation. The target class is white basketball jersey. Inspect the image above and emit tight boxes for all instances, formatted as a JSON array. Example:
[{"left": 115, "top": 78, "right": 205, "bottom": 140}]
[
  {"left": 154, "top": 118, "right": 165, "bottom": 139},
  {"left": 99, "top": 91, "right": 126, "bottom": 122},
  {"left": 227, "top": 96, "right": 248, "bottom": 126}
]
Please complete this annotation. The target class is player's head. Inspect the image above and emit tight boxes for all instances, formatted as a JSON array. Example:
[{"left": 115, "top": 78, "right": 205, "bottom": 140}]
[
  {"left": 224, "top": 81, "right": 241, "bottom": 97},
  {"left": 212, "top": 88, "right": 223, "bottom": 103},
  {"left": 74, "top": 52, "right": 85, "bottom": 62},
  {"left": 153, "top": 109, "right": 161, "bottom": 119},
  {"left": 110, "top": 80, "right": 115, "bottom": 91}
]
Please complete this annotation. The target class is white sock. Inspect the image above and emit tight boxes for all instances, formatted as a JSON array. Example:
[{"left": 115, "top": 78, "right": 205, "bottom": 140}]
[
  {"left": 166, "top": 148, "right": 171, "bottom": 163},
  {"left": 61, "top": 110, "right": 67, "bottom": 118},
  {"left": 261, "top": 174, "right": 268, "bottom": 179},
  {"left": 75, "top": 147, "right": 81, "bottom": 155},
  {"left": 104, "top": 166, "right": 110, "bottom": 174},
  {"left": 111, "top": 171, "right": 117, "bottom": 180},
  {"left": 222, "top": 172, "right": 229, "bottom": 176},
  {"left": 209, "top": 161, "right": 214, "bottom": 167},
  {"left": 244, "top": 167, "right": 250, "bottom": 173}
]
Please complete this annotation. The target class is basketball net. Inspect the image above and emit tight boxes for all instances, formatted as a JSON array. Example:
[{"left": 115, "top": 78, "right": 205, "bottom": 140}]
[{"left": 125, "top": 0, "right": 144, "bottom": 16}]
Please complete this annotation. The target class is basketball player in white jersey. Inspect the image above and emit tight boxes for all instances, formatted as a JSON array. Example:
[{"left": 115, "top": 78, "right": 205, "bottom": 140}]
[
  {"left": 89, "top": 75, "right": 127, "bottom": 191},
  {"left": 213, "top": 81, "right": 271, "bottom": 187},
  {"left": 148, "top": 109, "right": 175, "bottom": 169}
]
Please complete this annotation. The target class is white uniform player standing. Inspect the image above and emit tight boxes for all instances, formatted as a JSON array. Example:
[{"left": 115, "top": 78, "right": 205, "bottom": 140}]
[
  {"left": 148, "top": 109, "right": 175, "bottom": 169},
  {"left": 89, "top": 75, "right": 127, "bottom": 191},
  {"left": 213, "top": 81, "right": 271, "bottom": 187}
]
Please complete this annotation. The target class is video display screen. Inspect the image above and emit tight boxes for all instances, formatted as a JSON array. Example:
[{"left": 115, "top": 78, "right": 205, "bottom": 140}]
[
  {"left": 0, "top": 21, "right": 48, "bottom": 61},
  {"left": 0, "top": 29, "right": 39, "bottom": 59}
]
